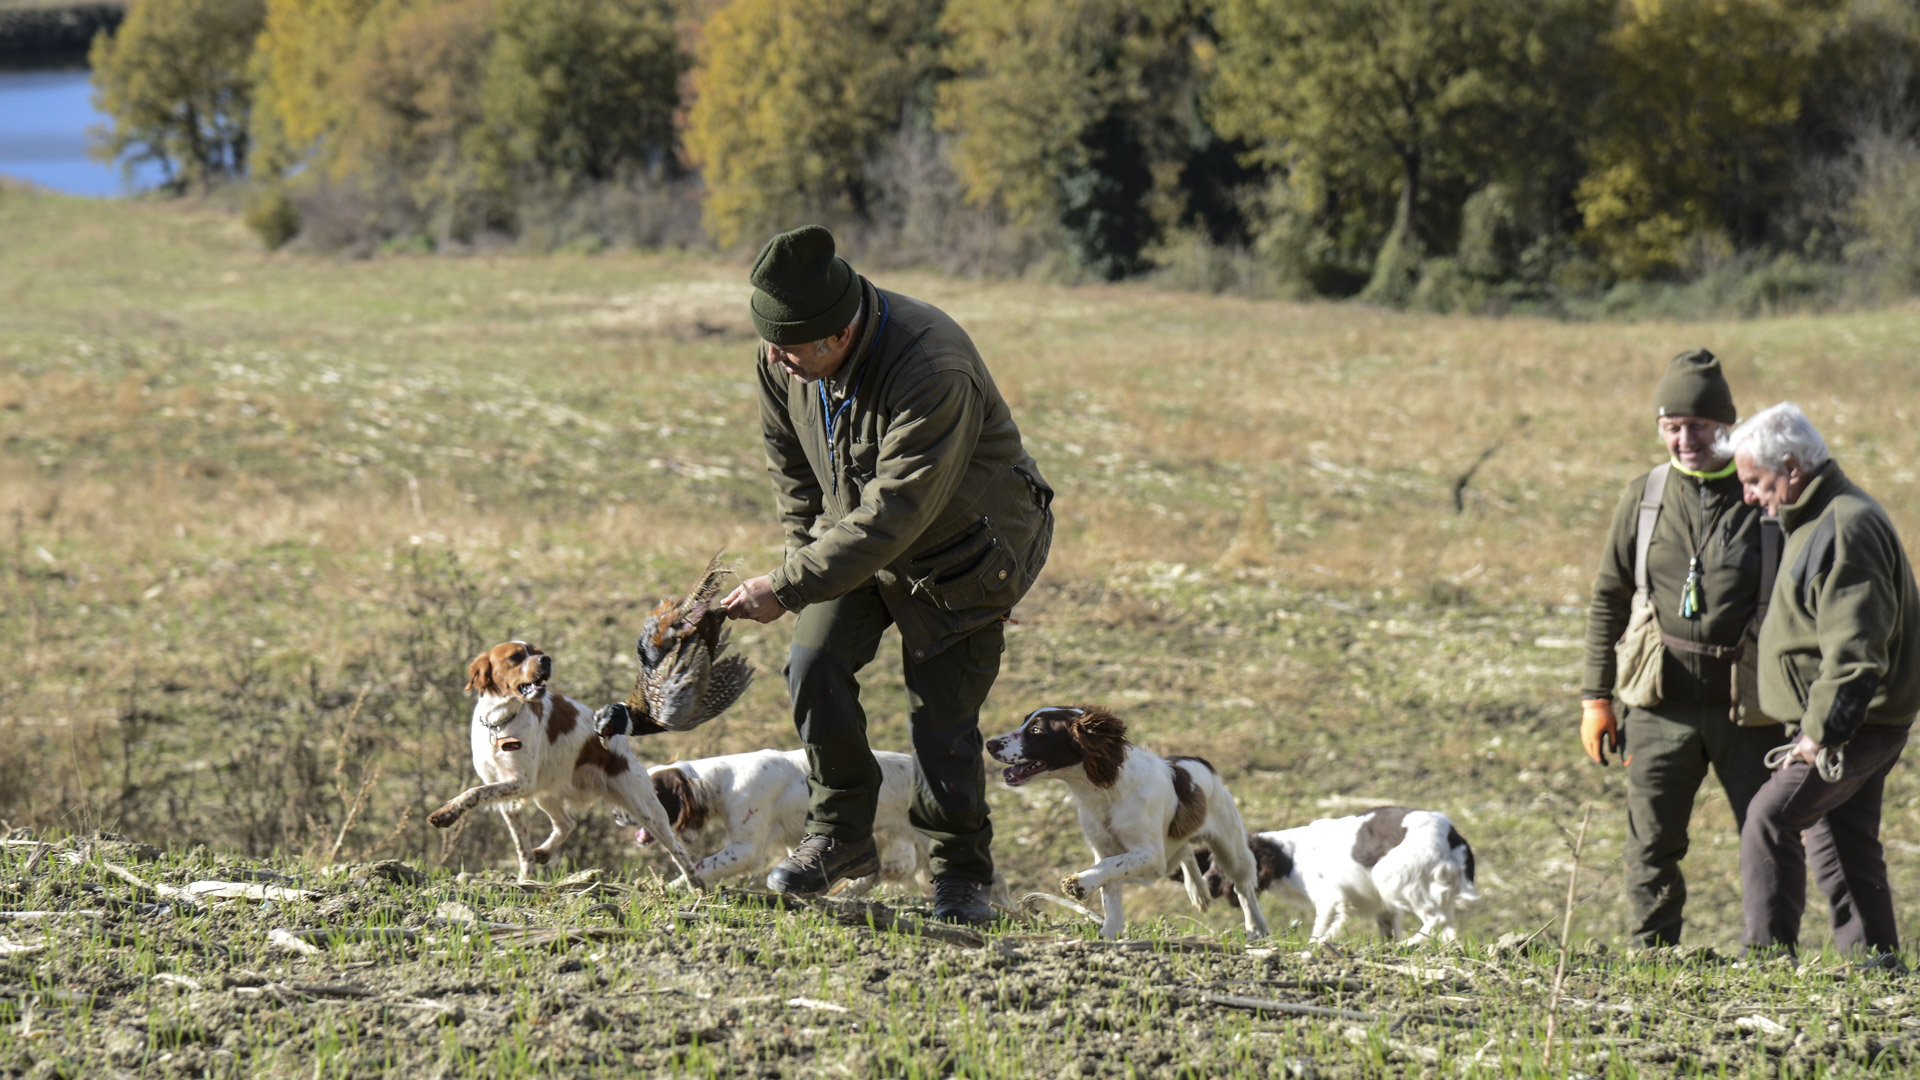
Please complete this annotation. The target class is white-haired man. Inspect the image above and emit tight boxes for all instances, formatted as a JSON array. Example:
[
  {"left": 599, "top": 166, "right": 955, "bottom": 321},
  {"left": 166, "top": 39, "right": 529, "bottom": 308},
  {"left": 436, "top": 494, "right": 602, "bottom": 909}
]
[
  {"left": 1580, "top": 349, "right": 1783, "bottom": 948},
  {"left": 1732, "top": 402, "right": 1920, "bottom": 965}
]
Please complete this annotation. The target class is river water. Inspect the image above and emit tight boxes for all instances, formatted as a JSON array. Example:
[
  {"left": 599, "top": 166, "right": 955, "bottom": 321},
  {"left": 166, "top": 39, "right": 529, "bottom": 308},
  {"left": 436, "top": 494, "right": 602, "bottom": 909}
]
[{"left": 0, "top": 67, "right": 166, "bottom": 196}]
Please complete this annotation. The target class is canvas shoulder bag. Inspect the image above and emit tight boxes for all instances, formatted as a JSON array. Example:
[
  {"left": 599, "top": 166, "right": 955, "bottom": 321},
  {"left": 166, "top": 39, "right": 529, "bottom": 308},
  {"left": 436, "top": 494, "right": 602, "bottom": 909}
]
[
  {"left": 1612, "top": 464, "right": 1670, "bottom": 708},
  {"left": 1730, "top": 514, "right": 1783, "bottom": 725}
]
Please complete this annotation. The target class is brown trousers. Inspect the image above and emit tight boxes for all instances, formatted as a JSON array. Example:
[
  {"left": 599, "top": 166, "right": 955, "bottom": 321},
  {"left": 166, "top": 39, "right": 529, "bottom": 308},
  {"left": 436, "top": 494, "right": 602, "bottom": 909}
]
[{"left": 1740, "top": 723, "right": 1910, "bottom": 953}]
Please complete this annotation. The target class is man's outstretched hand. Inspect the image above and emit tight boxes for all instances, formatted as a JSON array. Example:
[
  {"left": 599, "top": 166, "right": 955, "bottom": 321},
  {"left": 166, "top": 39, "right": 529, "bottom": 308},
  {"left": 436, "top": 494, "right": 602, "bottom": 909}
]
[{"left": 723, "top": 575, "right": 785, "bottom": 623}]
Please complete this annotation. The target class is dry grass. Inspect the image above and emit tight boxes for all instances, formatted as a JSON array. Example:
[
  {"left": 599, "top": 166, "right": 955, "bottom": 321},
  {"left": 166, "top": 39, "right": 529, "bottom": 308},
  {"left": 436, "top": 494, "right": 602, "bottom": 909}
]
[{"left": 3, "top": 187, "right": 1920, "bottom": 956}]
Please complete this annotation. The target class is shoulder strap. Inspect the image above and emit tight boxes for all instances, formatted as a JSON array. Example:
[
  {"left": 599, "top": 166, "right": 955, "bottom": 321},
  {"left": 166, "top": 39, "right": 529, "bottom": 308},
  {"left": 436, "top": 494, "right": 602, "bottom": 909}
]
[
  {"left": 1633, "top": 464, "right": 1671, "bottom": 597},
  {"left": 1756, "top": 514, "right": 1782, "bottom": 623}
]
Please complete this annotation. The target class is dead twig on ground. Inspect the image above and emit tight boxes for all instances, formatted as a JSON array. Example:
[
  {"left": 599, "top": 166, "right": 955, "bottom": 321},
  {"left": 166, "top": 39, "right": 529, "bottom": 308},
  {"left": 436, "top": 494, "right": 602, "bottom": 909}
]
[{"left": 1543, "top": 805, "right": 1592, "bottom": 1061}]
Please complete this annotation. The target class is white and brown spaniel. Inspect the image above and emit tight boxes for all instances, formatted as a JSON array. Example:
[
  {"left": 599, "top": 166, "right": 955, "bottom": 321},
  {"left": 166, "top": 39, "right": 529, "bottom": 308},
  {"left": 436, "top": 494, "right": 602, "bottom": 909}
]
[
  {"left": 427, "top": 641, "right": 703, "bottom": 886},
  {"left": 636, "top": 748, "right": 928, "bottom": 892},
  {"left": 1196, "top": 806, "right": 1478, "bottom": 944},
  {"left": 987, "top": 704, "right": 1270, "bottom": 941}
]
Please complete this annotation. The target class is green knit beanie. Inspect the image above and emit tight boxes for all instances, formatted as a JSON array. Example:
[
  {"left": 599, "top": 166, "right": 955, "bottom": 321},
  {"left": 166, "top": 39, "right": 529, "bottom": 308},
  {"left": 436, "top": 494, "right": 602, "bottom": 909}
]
[
  {"left": 1654, "top": 348, "right": 1737, "bottom": 426},
  {"left": 748, "top": 225, "right": 861, "bottom": 346}
]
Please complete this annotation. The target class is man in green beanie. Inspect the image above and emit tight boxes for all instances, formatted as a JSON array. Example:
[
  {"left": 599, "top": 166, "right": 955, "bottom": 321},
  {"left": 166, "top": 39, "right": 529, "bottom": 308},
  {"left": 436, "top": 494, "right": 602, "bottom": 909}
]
[
  {"left": 1580, "top": 348, "right": 1784, "bottom": 948},
  {"left": 722, "top": 225, "right": 1053, "bottom": 925}
]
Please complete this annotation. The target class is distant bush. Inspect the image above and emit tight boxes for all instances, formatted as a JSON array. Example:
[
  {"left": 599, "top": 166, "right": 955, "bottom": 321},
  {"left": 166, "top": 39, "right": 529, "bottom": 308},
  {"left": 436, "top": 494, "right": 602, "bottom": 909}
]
[
  {"left": 242, "top": 180, "right": 299, "bottom": 249},
  {"left": 89, "top": 0, "right": 264, "bottom": 190}
]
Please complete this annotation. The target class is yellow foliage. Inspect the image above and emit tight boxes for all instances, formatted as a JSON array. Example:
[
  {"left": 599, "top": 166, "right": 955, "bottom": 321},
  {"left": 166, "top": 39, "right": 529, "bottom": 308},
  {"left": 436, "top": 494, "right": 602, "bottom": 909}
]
[
  {"left": 1574, "top": 0, "right": 1841, "bottom": 277},
  {"left": 683, "top": 0, "right": 929, "bottom": 248},
  {"left": 249, "top": 0, "right": 385, "bottom": 174},
  {"left": 329, "top": 0, "right": 494, "bottom": 203}
]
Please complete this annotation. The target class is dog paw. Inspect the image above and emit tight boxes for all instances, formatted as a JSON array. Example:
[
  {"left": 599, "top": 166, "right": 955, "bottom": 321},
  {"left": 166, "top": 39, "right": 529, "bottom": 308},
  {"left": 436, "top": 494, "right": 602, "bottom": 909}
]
[
  {"left": 1060, "top": 874, "right": 1086, "bottom": 900},
  {"left": 531, "top": 848, "right": 553, "bottom": 865},
  {"left": 427, "top": 807, "right": 458, "bottom": 829}
]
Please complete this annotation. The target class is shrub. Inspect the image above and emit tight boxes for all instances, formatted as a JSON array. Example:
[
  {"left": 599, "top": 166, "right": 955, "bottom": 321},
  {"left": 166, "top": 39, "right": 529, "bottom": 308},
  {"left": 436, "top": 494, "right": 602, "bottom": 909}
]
[{"left": 243, "top": 182, "right": 300, "bottom": 249}]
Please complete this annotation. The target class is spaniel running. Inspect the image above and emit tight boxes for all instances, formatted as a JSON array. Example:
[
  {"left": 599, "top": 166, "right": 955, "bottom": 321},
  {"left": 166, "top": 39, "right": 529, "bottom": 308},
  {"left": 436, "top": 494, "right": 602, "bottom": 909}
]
[
  {"left": 427, "top": 641, "right": 703, "bottom": 886},
  {"left": 987, "top": 704, "right": 1269, "bottom": 941}
]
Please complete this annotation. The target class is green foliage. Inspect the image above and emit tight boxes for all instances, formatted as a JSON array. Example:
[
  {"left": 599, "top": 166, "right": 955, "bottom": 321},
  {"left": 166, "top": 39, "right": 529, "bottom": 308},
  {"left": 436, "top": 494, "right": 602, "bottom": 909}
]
[
  {"left": 1210, "top": 0, "right": 1606, "bottom": 299},
  {"left": 327, "top": 0, "right": 497, "bottom": 238},
  {"left": 936, "top": 0, "right": 1227, "bottom": 281},
  {"left": 684, "top": 0, "right": 932, "bottom": 249},
  {"left": 242, "top": 180, "right": 300, "bottom": 248},
  {"left": 476, "top": 0, "right": 684, "bottom": 189},
  {"left": 88, "top": 0, "right": 266, "bottom": 189}
]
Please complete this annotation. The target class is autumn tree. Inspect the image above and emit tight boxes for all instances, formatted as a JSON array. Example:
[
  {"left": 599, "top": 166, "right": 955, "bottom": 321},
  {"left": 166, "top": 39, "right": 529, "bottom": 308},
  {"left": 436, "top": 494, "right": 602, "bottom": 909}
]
[
  {"left": 936, "top": 0, "right": 1229, "bottom": 280},
  {"left": 89, "top": 0, "right": 266, "bottom": 189},
  {"left": 477, "top": 0, "right": 685, "bottom": 189},
  {"left": 248, "top": 0, "right": 384, "bottom": 177},
  {"left": 1574, "top": 0, "right": 1845, "bottom": 278},
  {"left": 683, "top": 0, "right": 932, "bottom": 249},
  {"left": 329, "top": 0, "right": 496, "bottom": 232},
  {"left": 1209, "top": 0, "right": 1605, "bottom": 298}
]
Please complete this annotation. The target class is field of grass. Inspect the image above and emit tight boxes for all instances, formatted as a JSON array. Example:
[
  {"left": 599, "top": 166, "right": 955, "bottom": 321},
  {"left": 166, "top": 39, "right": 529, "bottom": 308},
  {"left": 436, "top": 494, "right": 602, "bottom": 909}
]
[{"left": 4, "top": 184, "right": 1920, "bottom": 1076}]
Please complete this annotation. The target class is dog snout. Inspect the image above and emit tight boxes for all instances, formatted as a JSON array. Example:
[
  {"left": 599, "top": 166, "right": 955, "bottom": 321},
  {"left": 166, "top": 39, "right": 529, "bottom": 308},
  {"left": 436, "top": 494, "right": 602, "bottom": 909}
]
[
  {"left": 533, "top": 653, "right": 552, "bottom": 679},
  {"left": 985, "top": 734, "right": 1008, "bottom": 759}
]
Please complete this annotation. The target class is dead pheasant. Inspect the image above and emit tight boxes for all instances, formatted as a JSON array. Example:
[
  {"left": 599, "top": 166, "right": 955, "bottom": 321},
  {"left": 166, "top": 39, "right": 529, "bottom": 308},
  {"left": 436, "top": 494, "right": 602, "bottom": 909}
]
[{"left": 594, "top": 552, "right": 754, "bottom": 740}]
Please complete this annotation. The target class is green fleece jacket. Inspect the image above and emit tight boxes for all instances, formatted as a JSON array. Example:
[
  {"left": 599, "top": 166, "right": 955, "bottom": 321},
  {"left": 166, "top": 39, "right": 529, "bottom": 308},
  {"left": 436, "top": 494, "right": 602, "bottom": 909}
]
[
  {"left": 1758, "top": 462, "right": 1920, "bottom": 744},
  {"left": 1584, "top": 462, "right": 1770, "bottom": 702},
  {"left": 757, "top": 277, "right": 1053, "bottom": 659}
]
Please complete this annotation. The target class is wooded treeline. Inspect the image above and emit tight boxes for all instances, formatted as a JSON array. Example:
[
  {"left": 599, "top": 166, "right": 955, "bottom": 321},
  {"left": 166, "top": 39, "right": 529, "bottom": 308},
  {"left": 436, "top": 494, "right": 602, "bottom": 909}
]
[{"left": 87, "top": 0, "right": 1920, "bottom": 309}]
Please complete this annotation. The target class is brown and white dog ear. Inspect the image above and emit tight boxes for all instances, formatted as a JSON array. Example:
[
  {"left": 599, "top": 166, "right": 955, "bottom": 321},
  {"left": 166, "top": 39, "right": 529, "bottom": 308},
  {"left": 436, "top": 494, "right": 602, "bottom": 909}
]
[
  {"left": 1069, "top": 704, "right": 1129, "bottom": 789},
  {"left": 466, "top": 652, "right": 497, "bottom": 695}
]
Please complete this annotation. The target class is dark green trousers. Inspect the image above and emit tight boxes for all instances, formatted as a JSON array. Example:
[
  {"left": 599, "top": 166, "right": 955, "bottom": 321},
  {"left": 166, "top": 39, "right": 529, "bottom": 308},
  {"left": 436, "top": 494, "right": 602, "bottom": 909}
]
[
  {"left": 1622, "top": 699, "right": 1783, "bottom": 947},
  {"left": 785, "top": 581, "right": 1002, "bottom": 882}
]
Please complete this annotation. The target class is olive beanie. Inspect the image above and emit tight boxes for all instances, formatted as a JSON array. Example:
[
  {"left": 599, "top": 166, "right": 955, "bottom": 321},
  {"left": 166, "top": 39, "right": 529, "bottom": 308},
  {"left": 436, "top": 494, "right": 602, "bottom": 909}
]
[
  {"left": 1654, "top": 348, "right": 1738, "bottom": 426},
  {"left": 748, "top": 225, "right": 861, "bottom": 346}
]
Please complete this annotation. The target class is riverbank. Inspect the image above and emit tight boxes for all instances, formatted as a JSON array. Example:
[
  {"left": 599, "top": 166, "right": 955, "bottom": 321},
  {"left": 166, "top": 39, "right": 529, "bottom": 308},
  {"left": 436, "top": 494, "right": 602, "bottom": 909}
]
[{"left": 0, "top": 0, "right": 122, "bottom": 66}]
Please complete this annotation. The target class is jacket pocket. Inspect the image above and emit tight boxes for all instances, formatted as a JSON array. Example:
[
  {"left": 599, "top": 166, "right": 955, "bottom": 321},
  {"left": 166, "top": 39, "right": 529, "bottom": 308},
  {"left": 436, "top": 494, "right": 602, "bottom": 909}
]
[
  {"left": 904, "top": 516, "right": 1018, "bottom": 612},
  {"left": 1777, "top": 652, "right": 1812, "bottom": 707}
]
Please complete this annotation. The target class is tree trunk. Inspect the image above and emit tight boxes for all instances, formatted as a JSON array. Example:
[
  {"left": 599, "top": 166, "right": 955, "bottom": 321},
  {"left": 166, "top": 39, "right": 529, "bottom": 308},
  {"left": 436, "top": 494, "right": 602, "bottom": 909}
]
[{"left": 1363, "top": 148, "right": 1424, "bottom": 303}]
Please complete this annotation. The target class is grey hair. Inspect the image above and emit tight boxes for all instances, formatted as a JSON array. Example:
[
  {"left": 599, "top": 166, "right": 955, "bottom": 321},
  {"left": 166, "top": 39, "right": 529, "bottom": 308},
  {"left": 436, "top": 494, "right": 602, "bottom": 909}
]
[
  {"left": 808, "top": 298, "right": 865, "bottom": 356},
  {"left": 1728, "top": 402, "right": 1830, "bottom": 474}
]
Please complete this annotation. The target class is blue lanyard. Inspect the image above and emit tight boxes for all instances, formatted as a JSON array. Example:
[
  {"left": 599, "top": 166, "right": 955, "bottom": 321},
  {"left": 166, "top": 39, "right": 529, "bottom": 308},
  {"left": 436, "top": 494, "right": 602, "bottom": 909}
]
[{"left": 819, "top": 292, "right": 888, "bottom": 494}]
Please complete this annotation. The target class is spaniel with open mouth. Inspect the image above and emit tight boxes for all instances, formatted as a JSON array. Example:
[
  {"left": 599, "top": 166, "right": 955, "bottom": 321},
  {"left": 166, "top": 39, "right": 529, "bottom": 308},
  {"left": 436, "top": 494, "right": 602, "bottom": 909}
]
[
  {"left": 427, "top": 641, "right": 703, "bottom": 886},
  {"left": 1193, "top": 806, "right": 1478, "bottom": 944},
  {"left": 986, "top": 704, "right": 1269, "bottom": 941}
]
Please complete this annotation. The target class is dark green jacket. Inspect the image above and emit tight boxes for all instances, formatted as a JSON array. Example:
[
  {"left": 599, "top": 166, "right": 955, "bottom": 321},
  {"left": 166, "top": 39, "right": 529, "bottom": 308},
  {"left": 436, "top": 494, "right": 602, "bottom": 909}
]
[
  {"left": 758, "top": 277, "right": 1053, "bottom": 659},
  {"left": 1583, "top": 462, "right": 1769, "bottom": 702},
  {"left": 1758, "top": 462, "right": 1920, "bottom": 744}
]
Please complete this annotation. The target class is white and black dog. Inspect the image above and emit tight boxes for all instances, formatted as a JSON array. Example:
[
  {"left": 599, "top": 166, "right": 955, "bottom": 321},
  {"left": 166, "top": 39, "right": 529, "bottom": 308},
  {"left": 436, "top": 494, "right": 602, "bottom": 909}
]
[
  {"left": 1195, "top": 806, "right": 1478, "bottom": 943},
  {"left": 987, "top": 704, "right": 1270, "bottom": 941}
]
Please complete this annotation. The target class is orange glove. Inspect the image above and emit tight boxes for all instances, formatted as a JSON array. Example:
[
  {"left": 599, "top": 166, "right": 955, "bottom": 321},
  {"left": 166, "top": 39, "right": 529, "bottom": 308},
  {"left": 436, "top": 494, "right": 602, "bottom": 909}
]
[{"left": 1581, "top": 698, "right": 1621, "bottom": 766}]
